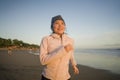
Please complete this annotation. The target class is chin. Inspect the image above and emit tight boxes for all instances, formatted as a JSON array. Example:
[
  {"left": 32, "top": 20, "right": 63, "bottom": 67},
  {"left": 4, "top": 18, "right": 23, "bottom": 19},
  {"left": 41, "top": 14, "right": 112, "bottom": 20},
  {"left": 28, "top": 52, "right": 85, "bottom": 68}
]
[{"left": 59, "top": 32, "right": 64, "bottom": 34}]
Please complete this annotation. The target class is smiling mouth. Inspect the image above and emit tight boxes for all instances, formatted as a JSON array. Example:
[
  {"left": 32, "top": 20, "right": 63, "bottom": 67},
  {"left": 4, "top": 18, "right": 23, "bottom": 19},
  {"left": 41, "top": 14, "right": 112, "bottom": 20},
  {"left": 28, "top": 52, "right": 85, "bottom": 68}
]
[{"left": 58, "top": 29, "right": 64, "bottom": 30}]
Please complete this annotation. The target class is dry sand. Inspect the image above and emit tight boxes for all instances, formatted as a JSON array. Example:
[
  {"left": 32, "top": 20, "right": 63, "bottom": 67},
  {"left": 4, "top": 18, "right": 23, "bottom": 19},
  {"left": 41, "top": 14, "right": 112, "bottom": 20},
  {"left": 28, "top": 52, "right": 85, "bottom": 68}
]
[{"left": 0, "top": 50, "right": 120, "bottom": 80}]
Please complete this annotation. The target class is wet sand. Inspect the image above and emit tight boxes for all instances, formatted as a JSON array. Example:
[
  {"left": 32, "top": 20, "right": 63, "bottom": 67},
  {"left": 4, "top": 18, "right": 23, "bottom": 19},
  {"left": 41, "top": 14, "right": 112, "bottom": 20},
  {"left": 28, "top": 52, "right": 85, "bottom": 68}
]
[{"left": 0, "top": 50, "right": 120, "bottom": 80}]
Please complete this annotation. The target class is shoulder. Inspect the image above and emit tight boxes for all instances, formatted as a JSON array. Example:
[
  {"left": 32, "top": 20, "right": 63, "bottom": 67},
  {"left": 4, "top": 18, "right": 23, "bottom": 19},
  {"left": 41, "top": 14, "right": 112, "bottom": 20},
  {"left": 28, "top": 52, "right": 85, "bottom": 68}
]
[
  {"left": 41, "top": 35, "right": 53, "bottom": 42},
  {"left": 64, "top": 34, "right": 74, "bottom": 42},
  {"left": 41, "top": 35, "right": 50, "bottom": 40}
]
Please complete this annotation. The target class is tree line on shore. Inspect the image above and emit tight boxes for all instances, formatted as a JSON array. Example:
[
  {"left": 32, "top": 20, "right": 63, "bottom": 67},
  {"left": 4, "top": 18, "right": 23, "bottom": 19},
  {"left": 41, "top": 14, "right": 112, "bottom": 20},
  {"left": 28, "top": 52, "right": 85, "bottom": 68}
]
[{"left": 0, "top": 37, "right": 39, "bottom": 49}]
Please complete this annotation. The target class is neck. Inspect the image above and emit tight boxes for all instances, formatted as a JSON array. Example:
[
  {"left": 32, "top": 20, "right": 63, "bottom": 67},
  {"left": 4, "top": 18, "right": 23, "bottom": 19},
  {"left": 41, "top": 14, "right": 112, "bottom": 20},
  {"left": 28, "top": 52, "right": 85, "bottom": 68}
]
[
  {"left": 53, "top": 32, "right": 63, "bottom": 35},
  {"left": 58, "top": 33, "right": 63, "bottom": 36},
  {"left": 60, "top": 34, "right": 62, "bottom": 38}
]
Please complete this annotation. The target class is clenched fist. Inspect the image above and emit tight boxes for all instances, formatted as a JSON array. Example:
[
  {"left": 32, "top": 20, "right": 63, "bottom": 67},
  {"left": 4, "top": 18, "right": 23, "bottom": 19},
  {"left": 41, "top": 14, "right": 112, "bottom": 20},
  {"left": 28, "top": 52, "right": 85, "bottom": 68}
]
[{"left": 64, "top": 44, "right": 73, "bottom": 53}]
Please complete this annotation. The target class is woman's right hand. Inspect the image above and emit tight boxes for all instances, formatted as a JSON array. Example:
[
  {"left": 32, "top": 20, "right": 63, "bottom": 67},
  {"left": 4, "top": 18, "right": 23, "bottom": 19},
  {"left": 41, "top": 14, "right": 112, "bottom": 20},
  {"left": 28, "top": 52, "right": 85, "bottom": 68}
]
[{"left": 64, "top": 44, "right": 73, "bottom": 53}]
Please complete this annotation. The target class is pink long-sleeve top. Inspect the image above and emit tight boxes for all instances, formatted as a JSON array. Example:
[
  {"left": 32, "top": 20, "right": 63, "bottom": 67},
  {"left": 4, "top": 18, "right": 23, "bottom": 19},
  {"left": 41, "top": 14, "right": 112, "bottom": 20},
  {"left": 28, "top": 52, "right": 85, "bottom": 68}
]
[{"left": 39, "top": 33, "right": 77, "bottom": 80}]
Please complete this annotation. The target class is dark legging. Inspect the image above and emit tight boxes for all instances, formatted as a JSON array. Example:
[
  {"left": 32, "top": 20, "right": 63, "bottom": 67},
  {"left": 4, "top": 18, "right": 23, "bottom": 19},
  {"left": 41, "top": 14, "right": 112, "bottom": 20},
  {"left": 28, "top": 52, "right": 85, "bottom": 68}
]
[
  {"left": 41, "top": 75, "right": 70, "bottom": 80},
  {"left": 41, "top": 75, "right": 50, "bottom": 80}
]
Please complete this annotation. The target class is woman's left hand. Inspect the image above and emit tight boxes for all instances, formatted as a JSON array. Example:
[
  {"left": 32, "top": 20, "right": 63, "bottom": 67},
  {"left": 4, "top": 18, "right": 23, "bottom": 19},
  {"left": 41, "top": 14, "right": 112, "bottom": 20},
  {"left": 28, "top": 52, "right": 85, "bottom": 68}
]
[{"left": 73, "top": 65, "right": 79, "bottom": 74}]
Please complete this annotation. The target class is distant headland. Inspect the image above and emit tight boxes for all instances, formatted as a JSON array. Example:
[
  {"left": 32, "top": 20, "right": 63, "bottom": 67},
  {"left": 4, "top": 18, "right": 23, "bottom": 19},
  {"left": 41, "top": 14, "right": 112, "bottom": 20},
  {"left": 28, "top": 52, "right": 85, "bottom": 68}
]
[{"left": 0, "top": 37, "right": 39, "bottom": 50}]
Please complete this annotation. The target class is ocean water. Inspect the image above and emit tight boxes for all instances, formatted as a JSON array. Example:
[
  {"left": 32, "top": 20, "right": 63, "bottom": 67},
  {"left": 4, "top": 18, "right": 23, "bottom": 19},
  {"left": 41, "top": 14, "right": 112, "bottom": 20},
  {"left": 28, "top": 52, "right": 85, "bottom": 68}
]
[
  {"left": 29, "top": 49, "right": 120, "bottom": 74},
  {"left": 74, "top": 49, "right": 120, "bottom": 74}
]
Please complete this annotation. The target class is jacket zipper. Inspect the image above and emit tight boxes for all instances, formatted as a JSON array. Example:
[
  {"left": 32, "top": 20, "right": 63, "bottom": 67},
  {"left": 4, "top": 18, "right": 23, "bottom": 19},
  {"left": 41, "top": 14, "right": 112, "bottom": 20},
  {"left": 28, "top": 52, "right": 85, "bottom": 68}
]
[{"left": 55, "top": 35, "right": 63, "bottom": 80}]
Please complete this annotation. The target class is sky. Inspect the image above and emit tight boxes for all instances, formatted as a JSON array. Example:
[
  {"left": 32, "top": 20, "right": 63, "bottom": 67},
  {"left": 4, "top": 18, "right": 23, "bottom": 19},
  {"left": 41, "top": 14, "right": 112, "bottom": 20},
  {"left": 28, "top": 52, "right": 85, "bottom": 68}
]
[{"left": 0, "top": 0, "right": 120, "bottom": 49}]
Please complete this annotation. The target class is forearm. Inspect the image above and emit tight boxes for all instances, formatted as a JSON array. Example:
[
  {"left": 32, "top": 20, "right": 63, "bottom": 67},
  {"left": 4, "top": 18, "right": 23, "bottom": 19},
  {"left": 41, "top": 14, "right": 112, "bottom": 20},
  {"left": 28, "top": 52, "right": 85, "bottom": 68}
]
[{"left": 40, "top": 45, "right": 67, "bottom": 65}]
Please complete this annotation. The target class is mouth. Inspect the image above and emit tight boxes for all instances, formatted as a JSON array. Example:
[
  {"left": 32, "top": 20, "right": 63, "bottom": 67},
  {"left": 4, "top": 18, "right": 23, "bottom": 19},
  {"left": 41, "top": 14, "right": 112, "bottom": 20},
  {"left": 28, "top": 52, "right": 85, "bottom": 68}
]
[{"left": 58, "top": 28, "right": 64, "bottom": 31}]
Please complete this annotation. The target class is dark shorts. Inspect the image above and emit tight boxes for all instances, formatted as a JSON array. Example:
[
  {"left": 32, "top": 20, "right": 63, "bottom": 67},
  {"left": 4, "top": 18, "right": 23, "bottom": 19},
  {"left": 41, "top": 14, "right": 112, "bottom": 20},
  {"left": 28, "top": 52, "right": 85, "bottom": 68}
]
[{"left": 41, "top": 75, "right": 70, "bottom": 80}]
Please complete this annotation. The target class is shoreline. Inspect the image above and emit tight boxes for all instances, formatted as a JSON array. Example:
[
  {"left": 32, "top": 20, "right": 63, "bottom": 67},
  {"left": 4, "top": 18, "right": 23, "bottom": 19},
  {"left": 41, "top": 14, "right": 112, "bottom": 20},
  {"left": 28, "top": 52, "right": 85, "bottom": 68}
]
[{"left": 0, "top": 50, "right": 120, "bottom": 80}]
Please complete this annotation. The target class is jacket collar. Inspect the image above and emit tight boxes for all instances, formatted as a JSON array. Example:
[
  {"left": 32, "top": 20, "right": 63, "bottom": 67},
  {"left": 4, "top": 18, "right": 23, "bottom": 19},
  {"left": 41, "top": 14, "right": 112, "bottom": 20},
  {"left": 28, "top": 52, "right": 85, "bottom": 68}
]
[{"left": 50, "top": 33, "right": 66, "bottom": 39}]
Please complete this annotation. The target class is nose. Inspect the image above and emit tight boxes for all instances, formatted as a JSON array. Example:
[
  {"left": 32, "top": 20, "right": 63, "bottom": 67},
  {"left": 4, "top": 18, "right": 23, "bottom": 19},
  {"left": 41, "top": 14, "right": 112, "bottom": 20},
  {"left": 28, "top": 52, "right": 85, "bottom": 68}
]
[{"left": 59, "top": 24, "right": 64, "bottom": 28}]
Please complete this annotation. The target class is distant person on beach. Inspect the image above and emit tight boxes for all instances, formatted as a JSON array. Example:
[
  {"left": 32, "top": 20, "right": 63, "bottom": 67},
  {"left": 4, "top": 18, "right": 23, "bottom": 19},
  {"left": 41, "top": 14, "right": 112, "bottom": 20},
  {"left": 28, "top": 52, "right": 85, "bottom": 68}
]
[
  {"left": 8, "top": 47, "right": 12, "bottom": 55},
  {"left": 39, "top": 15, "right": 79, "bottom": 80}
]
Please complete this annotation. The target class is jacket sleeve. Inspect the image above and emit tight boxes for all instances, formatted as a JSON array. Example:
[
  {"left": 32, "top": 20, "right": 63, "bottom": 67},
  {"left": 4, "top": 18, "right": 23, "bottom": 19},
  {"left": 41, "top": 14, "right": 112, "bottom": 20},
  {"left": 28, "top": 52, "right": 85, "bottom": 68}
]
[
  {"left": 39, "top": 37, "right": 67, "bottom": 65},
  {"left": 70, "top": 51, "right": 77, "bottom": 66},
  {"left": 70, "top": 40, "right": 77, "bottom": 66}
]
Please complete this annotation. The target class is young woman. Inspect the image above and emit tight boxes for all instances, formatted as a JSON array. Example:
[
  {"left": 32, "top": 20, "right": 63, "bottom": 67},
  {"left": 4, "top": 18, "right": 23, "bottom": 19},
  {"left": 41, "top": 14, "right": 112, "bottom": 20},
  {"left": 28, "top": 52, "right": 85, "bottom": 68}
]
[{"left": 40, "top": 15, "right": 79, "bottom": 80}]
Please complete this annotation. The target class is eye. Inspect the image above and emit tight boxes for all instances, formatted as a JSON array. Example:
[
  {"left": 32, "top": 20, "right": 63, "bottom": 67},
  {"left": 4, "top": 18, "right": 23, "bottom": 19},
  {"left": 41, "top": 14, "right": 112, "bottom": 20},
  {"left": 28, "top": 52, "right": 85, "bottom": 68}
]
[
  {"left": 55, "top": 22, "right": 59, "bottom": 24},
  {"left": 54, "top": 22, "right": 59, "bottom": 25},
  {"left": 61, "top": 22, "right": 64, "bottom": 25}
]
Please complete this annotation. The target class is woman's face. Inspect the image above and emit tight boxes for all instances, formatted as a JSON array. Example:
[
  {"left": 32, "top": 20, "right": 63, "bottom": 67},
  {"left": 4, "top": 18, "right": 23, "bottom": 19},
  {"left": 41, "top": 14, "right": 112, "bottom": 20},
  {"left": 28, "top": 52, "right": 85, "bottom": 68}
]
[{"left": 53, "top": 20, "right": 65, "bottom": 35}]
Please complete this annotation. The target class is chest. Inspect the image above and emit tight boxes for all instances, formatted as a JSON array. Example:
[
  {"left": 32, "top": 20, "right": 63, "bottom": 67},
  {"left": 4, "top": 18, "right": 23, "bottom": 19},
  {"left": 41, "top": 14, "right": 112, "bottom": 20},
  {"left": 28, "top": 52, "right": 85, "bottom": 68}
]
[{"left": 47, "top": 38, "right": 71, "bottom": 52}]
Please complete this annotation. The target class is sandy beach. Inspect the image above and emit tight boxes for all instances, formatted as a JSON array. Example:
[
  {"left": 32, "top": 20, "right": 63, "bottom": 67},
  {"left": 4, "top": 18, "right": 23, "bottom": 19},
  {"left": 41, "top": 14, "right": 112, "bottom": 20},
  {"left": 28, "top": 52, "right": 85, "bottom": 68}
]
[{"left": 0, "top": 50, "right": 120, "bottom": 80}]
